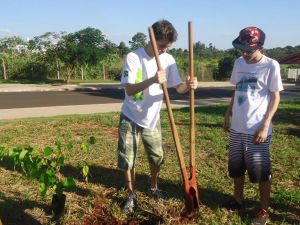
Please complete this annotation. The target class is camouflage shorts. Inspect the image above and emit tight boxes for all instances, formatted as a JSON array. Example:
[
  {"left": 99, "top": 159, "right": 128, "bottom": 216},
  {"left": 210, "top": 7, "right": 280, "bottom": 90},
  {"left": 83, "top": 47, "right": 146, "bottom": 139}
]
[{"left": 117, "top": 113, "right": 164, "bottom": 170}]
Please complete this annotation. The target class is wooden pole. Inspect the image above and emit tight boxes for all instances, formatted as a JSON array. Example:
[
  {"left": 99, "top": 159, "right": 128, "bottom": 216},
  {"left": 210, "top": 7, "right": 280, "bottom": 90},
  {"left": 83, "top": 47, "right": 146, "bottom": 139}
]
[
  {"left": 148, "top": 27, "right": 188, "bottom": 182},
  {"left": 189, "top": 21, "right": 196, "bottom": 170}
]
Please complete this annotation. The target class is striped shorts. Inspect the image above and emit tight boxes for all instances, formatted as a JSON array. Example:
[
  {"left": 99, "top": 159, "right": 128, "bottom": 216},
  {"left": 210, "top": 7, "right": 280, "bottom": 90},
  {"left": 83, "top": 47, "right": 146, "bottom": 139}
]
[
  {"left": 117, "top": 113, "right": 164, "bottom": 170},
  {"left": 228, "top": 130, "right": 272, "bottom": 183}
]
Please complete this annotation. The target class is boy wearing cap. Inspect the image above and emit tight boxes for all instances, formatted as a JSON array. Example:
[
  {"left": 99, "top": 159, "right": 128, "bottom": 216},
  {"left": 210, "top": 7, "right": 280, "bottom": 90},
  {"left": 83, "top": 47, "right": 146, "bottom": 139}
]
[{"left": 222, "top": 27, "right": 283, "bottom": 225}]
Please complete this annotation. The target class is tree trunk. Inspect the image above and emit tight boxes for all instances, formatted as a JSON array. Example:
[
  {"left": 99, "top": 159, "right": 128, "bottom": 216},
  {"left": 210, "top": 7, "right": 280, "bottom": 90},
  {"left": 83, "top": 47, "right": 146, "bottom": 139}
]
[
  {"left": 56, "top": 60, "right": 60, "bottom": 79},
  {"left": 81, "top": 65, "right": 84, "bottom": 80},
  {"left": 102, "top": 63, "right": 106, "bottom": 80},
  {"left": 2, "top": 58, "right": 7, "bottom": 80},
  {"left": 66, "top": 68, "right": 72, "bottom": 84}
]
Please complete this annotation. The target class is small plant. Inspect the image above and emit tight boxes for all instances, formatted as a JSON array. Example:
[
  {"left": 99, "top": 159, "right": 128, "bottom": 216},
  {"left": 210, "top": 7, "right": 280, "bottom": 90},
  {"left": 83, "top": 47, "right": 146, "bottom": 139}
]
[
  {"left": 8, "top": 146, "right": 42, "bottom": 178},
  {"left": 80, "top": 136, "right": 96, "bottom": 183},
  {"left": 3, "top": 137, "right": 96, "bottom": 217},
  {"left": 38, "top": 140, "right": 76, "bottom": 197}
]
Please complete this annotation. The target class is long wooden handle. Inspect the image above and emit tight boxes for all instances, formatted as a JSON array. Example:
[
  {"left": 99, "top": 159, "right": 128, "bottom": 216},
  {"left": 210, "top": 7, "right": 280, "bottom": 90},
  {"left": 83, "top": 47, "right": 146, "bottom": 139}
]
[
  {"left": 189, "top": 21, "right": 196, "bottom": 169},
  {"left": 148, "top": 27, "right": 188, "bottom": 180}
]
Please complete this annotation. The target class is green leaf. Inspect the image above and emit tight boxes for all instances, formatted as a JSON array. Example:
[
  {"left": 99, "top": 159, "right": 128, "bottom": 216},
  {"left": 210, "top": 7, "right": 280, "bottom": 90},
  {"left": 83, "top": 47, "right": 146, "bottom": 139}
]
[
  {"left": 19, "top": 149, "right": 28, "bottom": 161},
  {"left": 41, "top": 158, "right": 48, "bottom": 166},
  {"left": 89, "top": 136, "right": 96, "bottom": 144},
  {"left": 44, "top": 147, "right": 53, "bottom": 157},
  {"left": 66, "top": 143, "right": 73, "bottom": 151},
  {"left": 81, "top": 143, "right": 90, "bottom": 154},
  {"left": 50, "top": 161, "right": 57, "bottom": 168},
  {"left": 9, "top": 147, "right": 21, "bottom": 157},
  {"left": 24, "top": 146, "right": 34, "bottom": 153},
  {"left": 57, "top": 156, "right": 64, "bottom": 167},
  {"left": 63, "top": 178, "right": 76, "bottom": 191},
  {"left": 82, "top": 165, "right": 89, "bottom": 177},
  {"left": 46, "top": 169, "right": 55, "bottom": 177},
  {"left": 40, "top": 173, "right": 46, "bottom": 182},
  {"left": 43, "top": 170, "right": 57, "bottom": 185},
  {"left": 30, "top": 167, "right": 39, "bottom": 179},
  {"left": 55, "top": 140, "right": 62, "bottom": 151},
  {"left": 55, "top": 182, "right": 63, "bottom": 196},
  {"left": 39, "top": 182, "right": 48, "bottom": 196},
  {"left": 0, "top": 147, "right": 5, "bottom": 160}
]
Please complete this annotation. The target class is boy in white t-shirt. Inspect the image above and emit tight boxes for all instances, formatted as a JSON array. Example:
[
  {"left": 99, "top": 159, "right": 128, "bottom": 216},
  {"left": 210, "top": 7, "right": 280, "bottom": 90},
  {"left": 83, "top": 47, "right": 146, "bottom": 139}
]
[
  {"left": 222, "top": 27, "right": 283, "bottom": 225},
  {"left": 117, "top": 20, "right": 198, "bottom": 213}
]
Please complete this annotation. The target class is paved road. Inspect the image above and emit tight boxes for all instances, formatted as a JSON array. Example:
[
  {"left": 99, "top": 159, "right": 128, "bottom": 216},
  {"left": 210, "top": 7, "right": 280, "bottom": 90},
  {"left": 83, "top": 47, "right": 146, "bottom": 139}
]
[
  {"left": 0, "top": 85, "right": 298, "bottom": 120},
  {"left": 0, "top": 87, "right": 236, "bottom": 109}
]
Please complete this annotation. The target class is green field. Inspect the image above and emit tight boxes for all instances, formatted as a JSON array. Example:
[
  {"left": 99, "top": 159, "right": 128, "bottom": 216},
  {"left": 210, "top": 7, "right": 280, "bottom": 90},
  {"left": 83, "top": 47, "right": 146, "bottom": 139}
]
[{"left": 0, "top": 99, "right": 299, "bottom": 224}]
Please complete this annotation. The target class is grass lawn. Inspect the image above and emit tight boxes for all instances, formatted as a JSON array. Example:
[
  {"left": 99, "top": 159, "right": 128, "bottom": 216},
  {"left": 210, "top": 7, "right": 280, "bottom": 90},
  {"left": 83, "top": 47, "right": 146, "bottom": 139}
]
[{"left": 0, "top": 99, "right": 299, "bottom": 225}]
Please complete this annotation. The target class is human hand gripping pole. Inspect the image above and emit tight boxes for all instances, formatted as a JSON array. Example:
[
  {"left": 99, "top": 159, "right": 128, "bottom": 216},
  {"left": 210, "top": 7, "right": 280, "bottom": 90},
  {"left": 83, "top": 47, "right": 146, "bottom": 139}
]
[{"left": 148, "top": 21, "right": 199, "bottom": 214}]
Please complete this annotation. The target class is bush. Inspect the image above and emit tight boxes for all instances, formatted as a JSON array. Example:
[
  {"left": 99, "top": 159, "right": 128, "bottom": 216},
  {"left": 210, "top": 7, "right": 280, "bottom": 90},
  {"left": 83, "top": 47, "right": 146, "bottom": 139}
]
[{"left": 216, "top": 55, "right": 235, "bottom": 80}]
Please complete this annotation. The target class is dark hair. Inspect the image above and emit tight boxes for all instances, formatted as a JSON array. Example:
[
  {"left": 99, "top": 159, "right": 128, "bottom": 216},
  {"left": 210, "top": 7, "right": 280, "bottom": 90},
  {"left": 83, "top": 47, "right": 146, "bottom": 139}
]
[{"left": 151, "top": 20, "right": 178, "bottom": 42}]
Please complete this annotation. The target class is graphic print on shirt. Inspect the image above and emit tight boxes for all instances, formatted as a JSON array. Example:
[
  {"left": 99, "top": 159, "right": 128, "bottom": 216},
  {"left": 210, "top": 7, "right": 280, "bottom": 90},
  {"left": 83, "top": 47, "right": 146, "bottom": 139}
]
[
  {"left": 133, "top": 68, "right": 144, "bottom": 101},
  {"left": 236, "top": 73, "right": 258, "bottom": 105},
  {"left": 123, "top": 70, "right": 128, "bottom": 77}
]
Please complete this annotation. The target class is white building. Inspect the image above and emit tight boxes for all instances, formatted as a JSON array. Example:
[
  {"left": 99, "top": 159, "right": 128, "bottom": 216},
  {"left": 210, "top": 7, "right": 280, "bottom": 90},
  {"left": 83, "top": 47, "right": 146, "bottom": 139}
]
[{"left": 288, "top": 68, "right": 300, "bottom": 81}]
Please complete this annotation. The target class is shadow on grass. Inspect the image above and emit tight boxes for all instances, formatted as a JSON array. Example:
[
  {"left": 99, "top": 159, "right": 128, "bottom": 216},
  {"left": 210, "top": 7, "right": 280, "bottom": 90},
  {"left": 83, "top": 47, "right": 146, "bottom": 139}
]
[
  {"left": 62, "top": 164, "right": 229, "bottom": 202},
  {"left": 275, "top": 100, "right": 300, "bottom": 121},
  {"left": 176, "top": 100, "right": 300, "bottom": 138},
  {"left": 0, "top": 191, "right": 47, "bottom": 225},
  {"left": 175, "top": 104, "right": 228, "bottom": 116},
  {"left": 61, "top": 164, "right": 298, "bottom": 224},
  {"left": 274, "top": 105, "right": 300, "bottom": 138},
  {"left": 0, "top": 156, "right": 92, "bottom": 198},
  {"left": 270, "top": 202, "right": 300, "bottom": 224},
  {"left": 173, "top": 121, "right": 224, "bottom": 129},
  {"left": 1, "top": 160, "right": 299, "bottom": 224}
]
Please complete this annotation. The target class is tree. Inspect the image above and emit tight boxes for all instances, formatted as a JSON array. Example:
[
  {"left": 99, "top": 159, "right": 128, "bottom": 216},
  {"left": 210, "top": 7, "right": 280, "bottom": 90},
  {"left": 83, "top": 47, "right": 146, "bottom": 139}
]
[
  {"left": 194, "top": 41, "right": 206, "bottom": 57},
  {"left": 118, "top": 41, "right": 130, "bottom": 57},
  {"left": 28, "top": 32, "right": 65, "bottom": 79},
  {"left": 0, "top": 36, "right": 26, "bottom": 51},
  {"left": 28, "top": 32, "right": 64, "bottom": 52},
  {"left": 216, "top": 49, "right": 239, "bottom": 80},
  {"left": 129, "top": 32, "right": 147, "bottom": 50},
  {"left": 0, "top": 36, "right": 26, "bottom": 80},
  {"left": 265, "top": 45, "right": 300, "bottom": 60},
  {"left": 56, "top": 27, "right": 111, "bottom": 83}
]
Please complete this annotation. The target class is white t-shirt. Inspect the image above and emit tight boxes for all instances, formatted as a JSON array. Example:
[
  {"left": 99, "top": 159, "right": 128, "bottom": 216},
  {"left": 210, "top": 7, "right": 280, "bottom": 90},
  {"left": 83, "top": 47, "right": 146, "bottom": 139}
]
[
  {"left": 121, "top": 48, "right": 182, "bottom": 129},
  {"left": 230, "top": 55, "right": 284, "bottom": 135}
]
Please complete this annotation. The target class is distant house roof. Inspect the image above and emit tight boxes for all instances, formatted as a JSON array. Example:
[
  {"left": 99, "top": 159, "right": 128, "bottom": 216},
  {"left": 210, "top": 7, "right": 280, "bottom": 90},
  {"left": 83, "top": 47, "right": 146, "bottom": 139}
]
[{"left": 278, "top": 52, "right": 300, "bottom": 64}]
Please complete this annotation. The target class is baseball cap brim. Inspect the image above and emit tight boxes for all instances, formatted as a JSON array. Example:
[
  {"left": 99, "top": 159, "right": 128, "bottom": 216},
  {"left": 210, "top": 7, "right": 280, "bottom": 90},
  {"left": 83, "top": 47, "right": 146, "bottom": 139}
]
[{"left": 232, "top": 37, "right": 258, "bottom": 52}]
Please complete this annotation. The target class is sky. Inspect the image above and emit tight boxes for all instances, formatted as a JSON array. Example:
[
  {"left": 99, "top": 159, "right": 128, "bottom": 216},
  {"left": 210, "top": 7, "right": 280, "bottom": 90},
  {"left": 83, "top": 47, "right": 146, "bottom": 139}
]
[{"left": 0, "top": 0, "right": 299, "bottom": 50}]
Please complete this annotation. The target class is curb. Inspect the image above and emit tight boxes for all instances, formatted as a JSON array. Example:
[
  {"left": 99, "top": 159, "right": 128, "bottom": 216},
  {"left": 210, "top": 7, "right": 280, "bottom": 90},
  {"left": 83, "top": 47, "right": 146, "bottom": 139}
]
[{"left": 0, "top": 82, "right": 295, "bottom": 93}]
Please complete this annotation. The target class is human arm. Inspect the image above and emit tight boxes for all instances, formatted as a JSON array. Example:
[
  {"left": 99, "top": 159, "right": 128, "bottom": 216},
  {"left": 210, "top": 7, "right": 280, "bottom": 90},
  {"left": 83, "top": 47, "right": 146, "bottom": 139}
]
[
  {"left": 175, "top": 76, "right": 198, "bottom": 94},
  {"left": 254, "top": 91, "right": 280, "bottom": 144},
  {"left": 223, "top": 93, "right": 235, "bottom": 132}
]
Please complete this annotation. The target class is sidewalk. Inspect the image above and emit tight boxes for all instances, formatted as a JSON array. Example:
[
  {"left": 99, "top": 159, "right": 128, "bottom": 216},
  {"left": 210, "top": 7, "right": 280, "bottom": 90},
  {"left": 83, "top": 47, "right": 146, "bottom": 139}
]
[
  {"left": 0, "top": 81, "right": 235, "bottom": 93},
  {"left": 0, "top": 103, "right": 123, "bottom": 120}
]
